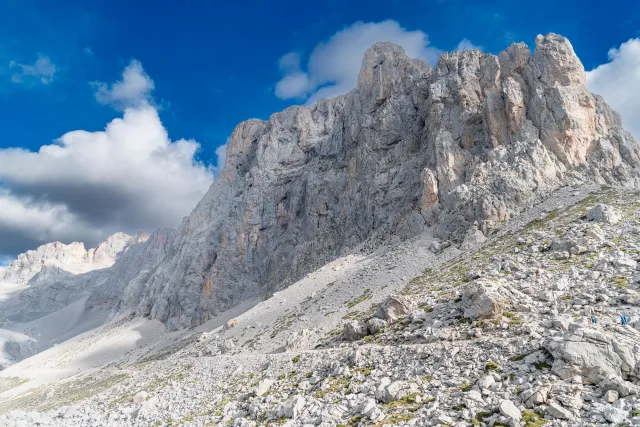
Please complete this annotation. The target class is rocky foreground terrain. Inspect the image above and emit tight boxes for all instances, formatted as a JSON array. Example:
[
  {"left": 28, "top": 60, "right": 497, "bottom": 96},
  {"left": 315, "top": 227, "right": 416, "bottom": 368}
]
[
  {"left": 1, "top": 186, "right": 640, "bottom": 426},
  {"left": 1, "top": 32, "right": 640, "bottom": 426}
]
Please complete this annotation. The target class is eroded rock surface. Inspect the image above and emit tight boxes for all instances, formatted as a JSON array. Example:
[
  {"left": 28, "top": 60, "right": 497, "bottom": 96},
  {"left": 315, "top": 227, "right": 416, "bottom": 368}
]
[{"left": 115, "top": 34, "right": 640, "bottom": 329}]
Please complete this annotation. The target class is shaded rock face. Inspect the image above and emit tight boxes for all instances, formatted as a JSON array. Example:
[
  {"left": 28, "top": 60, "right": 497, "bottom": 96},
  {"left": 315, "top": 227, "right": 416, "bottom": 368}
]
[{"left": 118, "top": 34, "right": 640, "bottom": 330}]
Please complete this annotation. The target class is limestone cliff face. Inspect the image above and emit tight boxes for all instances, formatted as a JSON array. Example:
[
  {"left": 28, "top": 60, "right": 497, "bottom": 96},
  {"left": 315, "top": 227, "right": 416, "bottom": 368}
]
[{"left": 119, "top": 34, "right": 640, "bottom": 329}]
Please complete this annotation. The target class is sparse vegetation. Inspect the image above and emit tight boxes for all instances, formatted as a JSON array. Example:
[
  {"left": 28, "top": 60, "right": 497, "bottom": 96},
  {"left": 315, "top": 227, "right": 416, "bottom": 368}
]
[
  {"left": 522, "top": 409, "right": 548, "bottom": 427},
  {"left": 346, "top": 289, "right": 373, "bottom": 308},
  {"left": 485, "top": 361, "right": 500, "bottom": 372}
]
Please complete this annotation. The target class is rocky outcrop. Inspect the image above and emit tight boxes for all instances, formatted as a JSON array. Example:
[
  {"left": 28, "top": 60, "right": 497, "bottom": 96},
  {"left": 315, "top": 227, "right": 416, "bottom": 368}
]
[
  {"left": 114, "top": 34, "right": 640, "bottom": 330},
  {"left": 546, "top": 327, "right": 640, "bottom": 384}
]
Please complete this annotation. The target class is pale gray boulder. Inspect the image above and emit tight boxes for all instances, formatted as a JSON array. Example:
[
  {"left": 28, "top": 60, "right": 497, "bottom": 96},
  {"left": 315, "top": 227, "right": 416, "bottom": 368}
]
[
  {"left": 366, "top": 318, "right": 388, "bottom": 335},
  {"left": 587, "top": 204, "right": 622, "bottom": 224},
  {"left": 374, "top": 295, "right": 414, "bottom": 322},
  {"left": 462, "top": 279, "right": 506, "bottom": 320},
  {"left": 545, "top": 327, "right": 640, "bottom": 384},
  {"left": 343, "top": 320, "right": 368, "bottom": 341}
]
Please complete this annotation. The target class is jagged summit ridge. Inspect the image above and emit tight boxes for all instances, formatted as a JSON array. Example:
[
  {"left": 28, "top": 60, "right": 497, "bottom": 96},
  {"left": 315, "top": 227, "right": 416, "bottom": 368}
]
[{"left": 113, "top": 33, "right": 640, "bottom": 330}]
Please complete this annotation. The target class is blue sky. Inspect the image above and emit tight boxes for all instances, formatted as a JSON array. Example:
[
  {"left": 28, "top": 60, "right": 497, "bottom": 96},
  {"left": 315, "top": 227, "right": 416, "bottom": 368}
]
[{"left": 0, "top": 0, "right": 639, "bottom": 258}]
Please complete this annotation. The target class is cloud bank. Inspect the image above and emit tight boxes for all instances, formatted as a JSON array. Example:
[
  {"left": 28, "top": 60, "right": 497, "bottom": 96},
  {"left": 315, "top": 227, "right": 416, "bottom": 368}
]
[
  {"left": 0, "top": 61, "right": 215, "bottom": 256},
  {"left": 586, "top": 38, "right": 640, "bottom": 141}
]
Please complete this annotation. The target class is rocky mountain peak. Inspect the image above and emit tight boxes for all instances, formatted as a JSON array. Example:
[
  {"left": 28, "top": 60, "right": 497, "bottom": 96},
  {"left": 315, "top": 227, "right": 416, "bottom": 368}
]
[
  {"left": 110, "top": 33, "right": 640, "bottom": 330},
  {"left": 532, "top": 33, "right": 586, "bottom": 87}
]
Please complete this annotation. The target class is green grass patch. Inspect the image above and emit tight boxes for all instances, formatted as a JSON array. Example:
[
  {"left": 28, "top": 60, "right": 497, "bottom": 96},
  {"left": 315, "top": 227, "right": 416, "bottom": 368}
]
[
  {"left": 346, "top": 289, "right": 373, "bottom": 308},
  {"left": 522, "top": 409, "right": 548, "bottom": 427},
  {"left": 485, "top": 361, "right": 500, "bottom": 372},
  {"left": 534, "top": 362, "right": 552, "bottom": 371}
]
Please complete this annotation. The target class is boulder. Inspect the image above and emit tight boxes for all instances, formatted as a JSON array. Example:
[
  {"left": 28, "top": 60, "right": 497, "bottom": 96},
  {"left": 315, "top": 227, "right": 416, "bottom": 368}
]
[
  {"left": 281, "top": 395, "right": 305, "bottom": 419},
  {"left": 600, "top": 375, "right": 640, "bottom": 397},
  {"left": 366, "top": 318, "right": 387, "bottom": 335},
  {"left": 545, "top": 327, "right": 639, "bottom": 384},
  {"left": 603, "top": 406, "right": 628, "bottom": 424},
  {"left": 374, "top": 295, "right": 413, "bottom": 322},
  {"left": 547, "top": 400, "right": 574, "bottom": 420},
  {"left": 499, "top": 399, "right": 522, "bottom": 424},
  {"left": 343, "top": 320, "right": 369, "bottom": 341},
  {"left": 461, "top": 279, "right": 505, "bottom": 320},
  {"left": 254, "top": 379, "right": 274, "bottom": 397},
  {"left": 587, "top": 204, "right": 621, "bottom": 224}
]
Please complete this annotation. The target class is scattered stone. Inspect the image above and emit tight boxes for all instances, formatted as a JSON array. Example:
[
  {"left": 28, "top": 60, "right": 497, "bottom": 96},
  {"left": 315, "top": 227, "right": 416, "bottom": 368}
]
[
  {"left": 499, "top": 399, "right": 522, "bottom": 423},
  {"left": 366, "top": 318, "right": 387, "bottom": 335},
  {"left": 547, "top": 400, "right": 574, "bottom": 420},
  {"left": 254, "top": 379, "right": 274, "bottom": 397}
]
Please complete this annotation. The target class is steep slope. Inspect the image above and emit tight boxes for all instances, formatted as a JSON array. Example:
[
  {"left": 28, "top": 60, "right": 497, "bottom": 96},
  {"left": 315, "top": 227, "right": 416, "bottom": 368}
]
[{"left": 118, "top": 34, "right": 640, "bottom": 330}]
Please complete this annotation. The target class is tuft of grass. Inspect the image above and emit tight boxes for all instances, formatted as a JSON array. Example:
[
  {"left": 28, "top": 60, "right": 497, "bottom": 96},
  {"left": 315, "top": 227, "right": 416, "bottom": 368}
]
[
  {"left": 382, "top": 392, "right": 421, "bottom": 409},
  {"left": 457, "top": 383, "right": 473, "bottom": 392},
  {"left": 485, "top": 361, "right": 500, "bottom": 372},
  {"left": 534, "top": 362, "right": 552, "bottom": 371},
  {"left": 472, "top": 410, "right": 497, "bottom": 425},
  {"left": 371, "top": 413, "right": 415, "bottom": 426},
  {"left": 522, "top": 409, "right": 548, "bottom": 427},
  {"left": 503, "top": 311, "right": 523, "bottom": 326},
  {"left": 315, "top": 377, "right": 350, "bottom": 399},
  {"left": 524, "top": 210, "right": 558, "bottom": 230},
  {"left": 612, "top": 276, "right": 629, "bottom": 288},
  {"left": 291, "top": 355, "right": 300, "bottom": 363},
  {"left": 346, "top": 289, "right": 373, "bottom": 308},
  {"left": 353, "top": 367, "right": 372, "bottom": 376},
  {"left": 337, "top": 415, "right": 364, "bottom": 427}
]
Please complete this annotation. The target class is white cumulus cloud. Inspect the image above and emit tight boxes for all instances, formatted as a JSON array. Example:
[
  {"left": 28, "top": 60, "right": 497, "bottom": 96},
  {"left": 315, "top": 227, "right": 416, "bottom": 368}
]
[
  {"left": 215, "top": 142, "right": 228, "bottom": 172},
  {"left": 586, "top": 38, "right": 640, "bottom": 142},
  {"left": 0, "top": 61, "right": 215, "bottom": 256},
  {"left": 455, "top": 39, "right": 482, "bottom": 52},
  {"left": 9, "top": 56, "right": 56, "bottom": 85},
  {"left": 275, "top": 20, "right": 442, "bottom": 105},
  {"left": 92, "top": 59, "right": 155, "bottom": 109}
]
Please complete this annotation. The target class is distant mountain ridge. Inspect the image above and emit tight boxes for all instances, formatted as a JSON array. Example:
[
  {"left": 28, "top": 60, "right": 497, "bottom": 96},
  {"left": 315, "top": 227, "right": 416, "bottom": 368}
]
[{"left": 0, "top": 232, "right": 139, "bottom": 287}]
